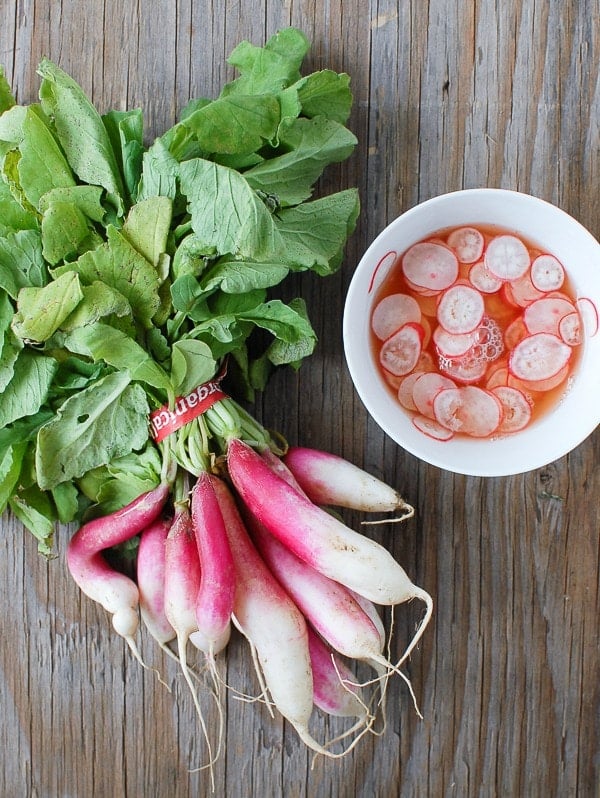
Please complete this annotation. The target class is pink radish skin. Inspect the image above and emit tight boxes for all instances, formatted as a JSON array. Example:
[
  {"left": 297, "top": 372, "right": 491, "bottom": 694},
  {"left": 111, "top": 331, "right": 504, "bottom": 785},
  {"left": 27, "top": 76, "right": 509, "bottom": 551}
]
[
  {"left": 136, "top": 517, "right": 175, "bottom": 647},
  {"left": 248, "top": 517, "right": 386, "bottom": 665},
  {"left": 66, "top": 483, "right": 169, "bottom": 659},
  {"left": 211, "top": 475, "right": 344, "bottom": 757},
  {"left": 307, "top": 626, "right": 366, "bottom": 719},
  {"left": 191, "top": 472, "right": 235, "bottom": 656},
  {"left": 227, "top": 440, "right": 433, "bottom": 635},
  {"left": 282, "top": 446, "right": 414, "bottom": 516},
  {"left": 164, "top": 505, "right": 201, "bottom": 655}
]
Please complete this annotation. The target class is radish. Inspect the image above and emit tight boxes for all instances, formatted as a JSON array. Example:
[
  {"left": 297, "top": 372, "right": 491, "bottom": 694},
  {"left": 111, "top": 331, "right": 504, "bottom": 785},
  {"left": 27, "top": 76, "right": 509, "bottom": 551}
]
[
  {"left": 398, "top": 372, "right": 425, "bottom": 411},
  {"left": 469, "top": 261, "right": 502, "bottom": 293},
  {"left": 136, "top": 517, "right": 176, "bottom": 649},
  {"left": 492, "top": 386, "right": 532, "bottom": 433},
  {"left": 437, "top": 284, "right": 485, "bottom": 335},
  {"left": 504, "top": 272, "right": 544, "bottom": 307},
  {"left": 164, "top": 500, "right": 220, "bottom": 781},
  {"left": 412, "top": 414, "right": 454, "bottom": 441},
  {"left": 379, "top": 322, "right": 424, "bottom": 376},
  {"left": 282, "top": 446, "right": 414, "bottom": 517},
  {"left": 576, "top": 296, "right": 599, "bottom": 337},
  {"left": 190, "top": 471, "right": 235, "bottom": 657},
  {"left": 558, "top": 311, "right": 582, "bottom": 346},
  {"left": 164, "top": 503, "right": 202, "bottom": 677},
  {"left": 484, "top": 234, "right": 530, "bottom": 280},
  {"left": 246, "top": 515, "right": 420, "bottom": 717},
  {"left": 438, "top": 351, "right": 488, "bottom": 384},
  {"left": 402, "top": 241, "right": 458, "bottom": 291},
  {"left": 210, "top": 474, "right": 348, "bottom": 757},
  {"left": 247, "top": 516, "right": 388, "bottom": 666},
  {"left": 433, "top": 386, "right": 503, "bottom": 437},
  {"left": 508, "top": 362, "right": 570, "bottom": 393},
  {"left": 447, "top": 226, "right": 484, "bottom": 263},
  {"left": 523, "top": 296, "right": 576, "bottom": 336},
  {"left": 66, "top": 482, "right": 170, "bottom": 662},
  {"left": 508, "top": 332, "right": 571, "bottom": 382},
  {"left": 306, "top": 625, "right": 368, "bottom": 719},
  {"left": 433, "top": 325, "right": 478, "bottom": 357},
  {"left": 412, "top": 372, "right": 457, "bottom": 419},
  {"left": 226, "top": 439, "right": 433, "bottom": 660},
  {"left": 530, "top": 253, "right": 565, "bottom": 291},
  {"left": 371, "top": 293, "right": 421, "bottom": 340}
]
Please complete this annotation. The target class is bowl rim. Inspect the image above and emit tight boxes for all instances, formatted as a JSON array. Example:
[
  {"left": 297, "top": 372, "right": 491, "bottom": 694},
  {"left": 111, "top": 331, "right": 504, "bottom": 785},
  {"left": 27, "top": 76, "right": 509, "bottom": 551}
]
[{"left": 343, "top": 188, "right": 600, "bottom": 477}]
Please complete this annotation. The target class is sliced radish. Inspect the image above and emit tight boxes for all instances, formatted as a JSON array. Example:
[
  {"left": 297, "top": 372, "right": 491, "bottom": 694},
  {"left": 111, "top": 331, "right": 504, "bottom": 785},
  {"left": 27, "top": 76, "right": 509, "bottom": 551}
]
[
  {"left": 484, "top": 234, "right": 530, "bottom": 281},
  {"left": 447, "top": 227, "right": 485, "bottom": 263},
  {"left": 486, "top": 364, "right": 509, "bottom": 390},
  {"left": 504, "top": 272, "right": 545, "bottom": 307},
  {"left": 433, "top": 386, "right": 502, "bottom": 437},
  {"left": 419, "top": 314, "right": 432, "bottom": 347},
  {"left": 379, "top": 322, "right": 424, "bottom": 376},
  {"left": 484, "top": 290, "right": 521, "bottom": 322},
  {"left": 504, "top": 316, "right": 529, "bottom": 350},
  {"left": 412, "top": 372, "right": 457, "bottom": 419},
  {"left": 509, "top": 362, "right": 570, "bottom": 393},
  {"left": 412, "top": 414, "right": 455, "bottom": 441},
  {"left": 492, "top": 386, "right": 532, "bottom": 433},
  {"left": 530, "top": 254, "right": 565, "bottom": 291},
  {"left": 523, "top": 296, "right": 576, "bottom": 336},
  {"left": 576, "top": 296, "right": 599, "bottom": 337},
  {"left": 469, "top": 261, "right": 503, "bottom": 293},
  {"left": 438, "top": 352, "right": 488, "bottom": 384},
  {"left": 414, "top": 350, "right": 436, "bottom": 372},
  {"left": 437, "top": 284, "right": 485, "bottom": 334},
  {"left": 508, "top": 332, "right": 572, "bottom": 382},
  {"left": 433, "top": 325, "right": 477, "bottom": 357},
  {"left": 402, "top": 241, "right": 459, "bottom": 291},
  {"left": 404, "top": 277, "right": 440, "bottom": 297},
  {"left": 558, "top": 311, "right": 581, "bottom": 346},
  {"left": 397, "top": 372, "right": 425, "bottom": 411},
  {"left": 371, "top": 293, "right": 422, "bottom": 340}
]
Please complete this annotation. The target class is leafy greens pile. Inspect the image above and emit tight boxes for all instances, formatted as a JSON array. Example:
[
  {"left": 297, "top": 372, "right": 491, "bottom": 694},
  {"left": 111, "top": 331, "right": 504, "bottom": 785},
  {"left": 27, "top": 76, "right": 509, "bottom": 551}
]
[{"left": 0, "top": 27, "right": 359, "bottom": 554}]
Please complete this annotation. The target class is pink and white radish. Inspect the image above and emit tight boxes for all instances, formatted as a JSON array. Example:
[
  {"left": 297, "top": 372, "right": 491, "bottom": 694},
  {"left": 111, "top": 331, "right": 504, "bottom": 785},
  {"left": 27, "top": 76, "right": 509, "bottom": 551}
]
[
  {"left": 136, "top": 517, "right": 175, "bottom": 649},
  {"left": 210, "top": 474, "right": 349, "bottom": 756},
  {"left": 433, "top": 385, "right": 503, "bottom": 437},
  {"left": 226, "top": 439, "right": 433, "bottom": 663},
  {"left": 402, "top": 241, "right": 458, "bottom": 291},
  {"left": 530, "top": 254, "right": 565, "bottom": 291},
  {"left": 379, "top": 322, "right": 424, "bottom": 376},
  {"left": 469, "top": 261, "right": 502, "bottom": 294},
  {"left": 66, "top": 482, "right": 170, "bottom": 662},
  {"left": 508, "top": 332, "right": 572, "bottom": 382},
  {"left": 306, "top": 626, "right": 367, "bottom": 719},
  {"left": 371, "top": 293, "right": 421, "bottom": 340},
  {"left": 484, "top": 234, "right": 530, "bottom": 280},
  {"left": 447, "top": 226, "right": 484, "bottom": 263},
  {"left": 282, "top": 446, "right": 414, "bottom": 518},
  {"left": 190, "top": 472, "right": 235, "bottom": 657},
  {"left": 437, "top": 284, "right": 485, "bottom": 335},
  {"left": 491, "top": 386, "right": 532, "bottom": 433},
  {"left": 248, "top": 517, "right": 386, "bottom": 665}
]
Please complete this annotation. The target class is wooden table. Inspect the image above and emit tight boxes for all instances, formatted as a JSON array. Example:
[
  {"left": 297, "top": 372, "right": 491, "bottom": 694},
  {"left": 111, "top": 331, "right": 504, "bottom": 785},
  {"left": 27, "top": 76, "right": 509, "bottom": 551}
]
[{"left": 1, "top": 2, "right": 598, "bottom": 796}]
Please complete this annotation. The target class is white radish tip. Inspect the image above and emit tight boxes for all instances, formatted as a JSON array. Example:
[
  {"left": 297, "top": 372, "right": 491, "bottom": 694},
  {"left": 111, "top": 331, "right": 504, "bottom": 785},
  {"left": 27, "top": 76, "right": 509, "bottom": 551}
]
[
  {"left": 361, "top": 501, "right": 415, "bottom": 526},
  {"left": 112, "top": 606, "right": 139, "bottom": 639}
]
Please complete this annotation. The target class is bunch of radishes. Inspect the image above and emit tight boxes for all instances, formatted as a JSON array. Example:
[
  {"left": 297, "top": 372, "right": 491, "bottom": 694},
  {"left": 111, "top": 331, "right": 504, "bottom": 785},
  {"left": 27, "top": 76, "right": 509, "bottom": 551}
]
[{"left": 65, "top": 403, "right": 432, "bottom": 763}]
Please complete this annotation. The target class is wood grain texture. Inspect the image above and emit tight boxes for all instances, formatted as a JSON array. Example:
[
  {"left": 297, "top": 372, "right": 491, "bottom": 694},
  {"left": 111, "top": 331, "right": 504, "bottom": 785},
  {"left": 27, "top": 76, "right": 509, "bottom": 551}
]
[{"left": 1, "top": 1, "right": 599, "bottom": 796}]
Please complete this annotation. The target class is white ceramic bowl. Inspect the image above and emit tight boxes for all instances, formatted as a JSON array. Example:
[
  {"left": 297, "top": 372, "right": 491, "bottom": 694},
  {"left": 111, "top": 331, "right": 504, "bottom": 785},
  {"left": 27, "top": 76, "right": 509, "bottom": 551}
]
[{"left": 343, "top": 189, "right": 600, "bottom": 476}]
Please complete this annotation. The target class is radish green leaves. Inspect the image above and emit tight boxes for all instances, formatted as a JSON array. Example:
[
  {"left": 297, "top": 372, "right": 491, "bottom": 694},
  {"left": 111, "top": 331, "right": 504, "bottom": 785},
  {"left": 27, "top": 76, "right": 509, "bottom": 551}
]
[{"left": 0, "top": 27, "right": 359, "bottom": 551}]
